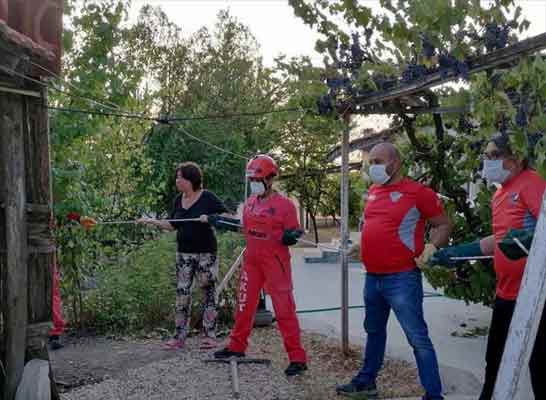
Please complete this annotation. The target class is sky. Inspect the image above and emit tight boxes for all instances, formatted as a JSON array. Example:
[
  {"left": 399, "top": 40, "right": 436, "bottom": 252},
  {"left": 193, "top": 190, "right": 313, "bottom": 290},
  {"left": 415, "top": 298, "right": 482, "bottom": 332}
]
[{"left": 128, "top": 0, "right": 546, "bottom": 67}]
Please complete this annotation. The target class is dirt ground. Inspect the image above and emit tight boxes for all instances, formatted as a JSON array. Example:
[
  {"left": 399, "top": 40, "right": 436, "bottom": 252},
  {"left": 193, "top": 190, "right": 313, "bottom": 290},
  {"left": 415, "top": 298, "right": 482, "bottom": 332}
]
[{"left": 51, "top": 326, "right": 423, "bottom": 399}]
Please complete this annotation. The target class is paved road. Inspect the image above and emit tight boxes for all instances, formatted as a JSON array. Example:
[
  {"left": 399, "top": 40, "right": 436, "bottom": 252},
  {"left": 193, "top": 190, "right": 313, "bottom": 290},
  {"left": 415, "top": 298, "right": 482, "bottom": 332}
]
[{"left": 269, "top": 247, "right": 533, "bottom": 399}]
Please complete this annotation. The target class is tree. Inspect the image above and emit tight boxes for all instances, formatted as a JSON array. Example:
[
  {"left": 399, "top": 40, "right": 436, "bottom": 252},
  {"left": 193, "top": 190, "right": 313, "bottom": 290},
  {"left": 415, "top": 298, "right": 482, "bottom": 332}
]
[
  {"left": 271, "top": 57, "right": 341, "bottom": 242},
  {"left": 129, "top": 8, "right": 285, "bottom": 213},
  {"left": 289, "top": 0, "right": 545, "bottom": 305}
]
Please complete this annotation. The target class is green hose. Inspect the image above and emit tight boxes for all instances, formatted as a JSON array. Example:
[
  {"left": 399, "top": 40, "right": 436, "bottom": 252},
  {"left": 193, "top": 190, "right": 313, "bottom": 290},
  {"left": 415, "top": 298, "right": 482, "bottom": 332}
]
[{"left": 294, "top": 292, "right": 444, "bottom": 315}]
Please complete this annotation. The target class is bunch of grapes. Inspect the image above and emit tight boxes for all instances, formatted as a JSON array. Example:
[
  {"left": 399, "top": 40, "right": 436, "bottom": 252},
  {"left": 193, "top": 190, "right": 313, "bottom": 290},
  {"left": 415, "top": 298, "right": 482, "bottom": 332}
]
[
  {"left": 484, "top": 23, "right": 510, "bottom": 52},
  {"left": 420, "top": 33, "right": 436, "bottom": 57},
  {"left": 458, "top": 114, "right": 474, "bottom": 134},
  {"left": 515, "top": 102, "right": 529, "bottom": 127},
  {"left": 326, "top": 77, "right": 351, "bottom": 91},
  {"left": 351, "top": 33, "right": 365, "bottom": 70},
  {"left": 317, "top": 94, "right": 334, "bottom": 116},
  {"left": 401, "top": 64, "right": 428, "bottom": 83}
]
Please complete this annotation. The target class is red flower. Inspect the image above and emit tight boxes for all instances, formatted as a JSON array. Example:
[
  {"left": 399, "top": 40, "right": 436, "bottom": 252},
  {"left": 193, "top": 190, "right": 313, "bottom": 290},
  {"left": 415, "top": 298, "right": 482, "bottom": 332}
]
[{"left": 66, "top": 212, "right": 81, "bottom": 222}]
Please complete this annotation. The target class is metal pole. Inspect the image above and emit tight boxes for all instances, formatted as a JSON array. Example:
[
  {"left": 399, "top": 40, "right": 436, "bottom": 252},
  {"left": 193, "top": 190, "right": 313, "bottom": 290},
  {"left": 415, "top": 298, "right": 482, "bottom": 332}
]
[{"left": 340, "top": 117, "right": 351, "bottom": 355}]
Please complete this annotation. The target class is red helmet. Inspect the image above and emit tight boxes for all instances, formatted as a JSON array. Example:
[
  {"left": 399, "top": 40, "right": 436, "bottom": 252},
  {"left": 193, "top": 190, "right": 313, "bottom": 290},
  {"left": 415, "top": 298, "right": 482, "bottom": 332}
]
[{"left": 246, "top": 155, "right": 278, "bottom": 179}]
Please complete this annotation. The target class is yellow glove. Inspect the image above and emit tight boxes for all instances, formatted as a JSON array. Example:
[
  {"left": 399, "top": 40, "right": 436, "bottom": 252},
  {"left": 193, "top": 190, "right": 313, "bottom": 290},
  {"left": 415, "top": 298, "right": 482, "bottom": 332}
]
[
  {"left": 80, "top": 216, "right": 97, "bottom": 230},
  {"left": 416, "top": 243, "right": 437, "bottom": 269}
]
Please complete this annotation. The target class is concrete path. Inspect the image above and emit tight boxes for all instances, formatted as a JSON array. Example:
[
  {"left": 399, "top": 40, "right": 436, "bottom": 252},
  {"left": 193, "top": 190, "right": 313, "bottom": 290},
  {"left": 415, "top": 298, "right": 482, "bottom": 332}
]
[{"left": 275, "top": 247, "right": 534, "bottom": 399}]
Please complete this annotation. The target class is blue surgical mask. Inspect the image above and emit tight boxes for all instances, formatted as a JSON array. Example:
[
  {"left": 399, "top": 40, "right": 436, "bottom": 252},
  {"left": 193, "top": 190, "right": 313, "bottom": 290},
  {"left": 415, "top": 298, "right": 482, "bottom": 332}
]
[
  {"left": 368, "top": 164, "right": 391, "bottom": 185},
  {"left": 482, "top": 159, "right": 511, "bottom": 184},
  {"left": 250, "top": 181, "right": 266, "bottom": 195}
]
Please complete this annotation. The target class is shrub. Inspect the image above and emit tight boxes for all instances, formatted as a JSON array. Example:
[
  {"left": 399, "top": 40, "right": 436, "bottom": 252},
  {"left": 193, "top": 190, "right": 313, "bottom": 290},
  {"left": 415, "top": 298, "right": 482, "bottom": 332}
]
[{"left": 81, "top": 231, "right": 244, "bottom": 334}]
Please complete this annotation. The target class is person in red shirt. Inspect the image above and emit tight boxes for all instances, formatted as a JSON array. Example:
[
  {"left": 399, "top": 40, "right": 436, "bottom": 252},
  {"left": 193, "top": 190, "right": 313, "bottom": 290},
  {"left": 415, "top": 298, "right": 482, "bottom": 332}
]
[
  {"left": 213, "top": 155, "right": 308, "bottom": 377},
  {"left": 337, "top": 142, "right": 451, "bottom": 400},
  {"left": 430, "top": 133, "right": 546, "bottom": 400},
  {"left": 49, "top": 258, "right": 66, "bottom": 350}
]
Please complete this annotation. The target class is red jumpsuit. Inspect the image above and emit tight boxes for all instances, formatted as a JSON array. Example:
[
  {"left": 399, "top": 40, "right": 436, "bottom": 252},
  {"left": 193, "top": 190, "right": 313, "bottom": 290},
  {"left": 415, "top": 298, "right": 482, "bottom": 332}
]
[
  {"left": 49, "top": 260, "right": 66, "bottom": 337},
  {"left": 227, "top": 192, "right": 307, "bottom": 363}
]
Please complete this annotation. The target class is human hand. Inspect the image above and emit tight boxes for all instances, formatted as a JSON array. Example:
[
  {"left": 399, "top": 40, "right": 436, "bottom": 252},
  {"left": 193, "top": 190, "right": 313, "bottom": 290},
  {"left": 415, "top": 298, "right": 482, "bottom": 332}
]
[{"left": 416, "top": 243, "right": 437, "bottom": 269}]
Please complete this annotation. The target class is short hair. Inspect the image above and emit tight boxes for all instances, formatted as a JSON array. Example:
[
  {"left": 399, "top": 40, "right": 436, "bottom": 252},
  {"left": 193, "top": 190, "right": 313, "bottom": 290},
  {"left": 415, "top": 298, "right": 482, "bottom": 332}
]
[
  {"left": 175, "top": 162, "right": 202, "bottom": 190},
  {"left": 488, "top": 133, "right": 529, "bottom": 169}
]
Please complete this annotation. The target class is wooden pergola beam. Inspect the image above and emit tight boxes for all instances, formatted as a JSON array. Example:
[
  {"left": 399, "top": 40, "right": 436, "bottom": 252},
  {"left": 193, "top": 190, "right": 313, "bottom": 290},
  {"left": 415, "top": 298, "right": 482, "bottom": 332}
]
[
  {"left": 326, "top": 125, "right": 403, "bottom": 162},
  {"left": 344, "top": 32, "right": 546, "bottom": 111}
]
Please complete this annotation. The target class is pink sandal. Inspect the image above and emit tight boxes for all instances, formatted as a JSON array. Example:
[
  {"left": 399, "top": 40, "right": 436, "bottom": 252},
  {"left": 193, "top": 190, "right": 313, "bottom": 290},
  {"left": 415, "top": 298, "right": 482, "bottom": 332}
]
[
  {"left": 200, "top": 337, "right": 217, "bottom": 350},
  {"left": 162, "top": 338, "right": 185, "bottom": 350}
]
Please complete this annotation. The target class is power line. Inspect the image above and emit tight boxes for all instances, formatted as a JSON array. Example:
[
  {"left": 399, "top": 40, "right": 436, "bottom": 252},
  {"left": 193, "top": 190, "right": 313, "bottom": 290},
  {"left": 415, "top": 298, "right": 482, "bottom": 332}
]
[
  {"left": 0, "top": 56, "right": 157, "bottom": 119},
  {"left": 32, "top": 61, "right": 125, "bottom": 112},
  {"left": 2, "top": 63, "right": 313, "bottom": 123},
  {"left": 167, "top": 107, "right": 305, "bottom": 122},
  {"left": 174, "top": 123, "right": 249, "bottom": 160},
  {"left": 45, "top": 105, "right": 160, "bottom": 122}
]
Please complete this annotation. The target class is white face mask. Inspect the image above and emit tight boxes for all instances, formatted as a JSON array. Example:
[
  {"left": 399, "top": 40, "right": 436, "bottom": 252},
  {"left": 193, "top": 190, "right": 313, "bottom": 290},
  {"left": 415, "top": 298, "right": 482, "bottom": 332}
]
[
  {"left": 368, "top": 164, "right": 391, "bottom": 185},
  {"left": 482, "top": 159, "right": 511, "bottom": 184},
  {"left": 250, "top": 181, "right": 266, "bottom": 195}
]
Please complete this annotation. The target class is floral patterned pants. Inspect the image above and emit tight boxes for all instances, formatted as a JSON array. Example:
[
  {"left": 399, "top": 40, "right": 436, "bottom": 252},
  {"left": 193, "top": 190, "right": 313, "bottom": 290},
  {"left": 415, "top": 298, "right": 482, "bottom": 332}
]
[{"left": 174, "top": 252, "right": 219, "bottom": 340}]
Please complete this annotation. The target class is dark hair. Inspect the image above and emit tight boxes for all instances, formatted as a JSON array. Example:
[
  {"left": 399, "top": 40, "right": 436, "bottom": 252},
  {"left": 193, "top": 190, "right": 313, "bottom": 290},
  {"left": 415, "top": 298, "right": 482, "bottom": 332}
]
[
  {"left": 175, "top": 162, "right": 202, "bottom": 190},
  {"left": 489, "top": 133, "right": 529, "bottom": 169}
]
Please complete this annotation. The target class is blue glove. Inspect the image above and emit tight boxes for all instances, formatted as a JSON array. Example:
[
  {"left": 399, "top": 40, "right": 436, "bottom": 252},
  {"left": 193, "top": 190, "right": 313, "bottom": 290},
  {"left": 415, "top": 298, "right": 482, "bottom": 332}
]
[
  {"left": 429, "top": 241, "right": 482, "bottom": 268},
  {"left": 282, "top": 229, "right": 304, "bottom": 246},
  {"left": 499, "top": 228, "right": 534, "bottom": 260}
]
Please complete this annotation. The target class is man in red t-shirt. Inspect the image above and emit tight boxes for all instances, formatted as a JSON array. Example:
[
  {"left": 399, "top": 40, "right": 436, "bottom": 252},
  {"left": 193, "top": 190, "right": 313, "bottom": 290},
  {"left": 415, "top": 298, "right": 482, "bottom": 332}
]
[
  {"left": 431, "top": 133, "right": 546, "bottom": 400},
  {"left": 337, "top": 142, "right": 451, "bottom": 400}
]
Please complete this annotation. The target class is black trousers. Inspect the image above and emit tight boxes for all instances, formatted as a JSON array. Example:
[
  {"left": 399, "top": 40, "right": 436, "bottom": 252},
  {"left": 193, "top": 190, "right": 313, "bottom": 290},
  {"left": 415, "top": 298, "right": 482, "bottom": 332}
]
[{"left": 479, "top": 297, "right": 546, "bottom": 400}]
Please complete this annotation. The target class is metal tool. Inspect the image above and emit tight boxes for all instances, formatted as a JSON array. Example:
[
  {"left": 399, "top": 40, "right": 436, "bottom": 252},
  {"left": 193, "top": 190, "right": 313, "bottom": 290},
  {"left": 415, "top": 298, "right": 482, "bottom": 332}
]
[
  {"left": 450, "top": 255, "right": 494, "bottom": 261},
  {"left": 204, "top": 357, "right": 271, "bottom": 399},
  {"left": 513, "top": 237, "right": 530, "bottom": 255},
  {"left": 98, "top": 217, "right": 202, "bottom": 225}
]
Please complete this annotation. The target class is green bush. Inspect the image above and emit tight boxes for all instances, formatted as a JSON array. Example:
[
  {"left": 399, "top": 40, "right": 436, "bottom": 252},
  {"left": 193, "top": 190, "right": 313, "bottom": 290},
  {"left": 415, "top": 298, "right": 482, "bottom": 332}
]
[{"left": 82, "top": 231, "right": 244, "bottom": 334}]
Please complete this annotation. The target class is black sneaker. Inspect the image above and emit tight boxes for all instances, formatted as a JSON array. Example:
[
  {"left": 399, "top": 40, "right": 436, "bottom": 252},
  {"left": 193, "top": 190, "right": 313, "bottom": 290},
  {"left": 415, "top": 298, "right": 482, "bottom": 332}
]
[
  {"left": 284, "top": 362, "right": 307, "bottom": 376},
  {"left": 213, "top": 348, "right": 245, "bottom": 359},
  {"left": 48, "top": 335, "right": 64, "bottom": 351},
  {"left": 336, "top": 382, "right": 378, "bottom": 398}
]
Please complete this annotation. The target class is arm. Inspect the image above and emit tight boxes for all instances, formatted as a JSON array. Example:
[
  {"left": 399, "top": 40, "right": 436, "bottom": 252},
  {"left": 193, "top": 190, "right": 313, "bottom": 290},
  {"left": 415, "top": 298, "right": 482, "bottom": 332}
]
[
  {"left": 281, "top": 199, "right": 303, "bottom": 246},
  {"left": 428, "top": 213, "right": 451, "bottom": 248},
  {"left": 137, "top": 217, "right": 175, "bottom": 231},
  {"left": 479, "top": 235, "right": 495, "bottom": 256}
]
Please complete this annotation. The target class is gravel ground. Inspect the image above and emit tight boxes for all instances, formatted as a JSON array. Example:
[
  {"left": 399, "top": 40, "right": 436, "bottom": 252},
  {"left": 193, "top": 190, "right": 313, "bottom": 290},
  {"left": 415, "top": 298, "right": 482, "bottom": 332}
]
[{"left": 60, "top": 327, "right": 423, "bottom": 400}]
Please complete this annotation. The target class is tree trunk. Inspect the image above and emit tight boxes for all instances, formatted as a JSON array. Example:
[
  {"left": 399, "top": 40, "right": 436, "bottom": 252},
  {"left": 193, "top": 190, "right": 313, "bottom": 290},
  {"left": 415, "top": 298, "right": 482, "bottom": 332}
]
[{"left": 309, "top": 212, "right": 319, "bottom": 244}]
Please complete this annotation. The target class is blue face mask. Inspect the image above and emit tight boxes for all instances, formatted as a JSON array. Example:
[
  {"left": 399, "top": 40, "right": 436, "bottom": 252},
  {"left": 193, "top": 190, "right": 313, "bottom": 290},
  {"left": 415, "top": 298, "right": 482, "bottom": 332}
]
[
  {"left": 368, "top": 164, "right": 391, "bottom": 185},
  {"left": 482, "top": 159, "right": 511, "bottom": 184},
  {"left": 250, "top": 181, "right": 266, "bottom": 195}
]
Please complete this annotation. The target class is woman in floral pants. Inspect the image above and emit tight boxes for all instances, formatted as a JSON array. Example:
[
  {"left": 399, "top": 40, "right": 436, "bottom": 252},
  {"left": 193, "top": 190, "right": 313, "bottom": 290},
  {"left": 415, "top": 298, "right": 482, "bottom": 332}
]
[{"left": 139, "top": 162, "right": 228, "bottom": 349}]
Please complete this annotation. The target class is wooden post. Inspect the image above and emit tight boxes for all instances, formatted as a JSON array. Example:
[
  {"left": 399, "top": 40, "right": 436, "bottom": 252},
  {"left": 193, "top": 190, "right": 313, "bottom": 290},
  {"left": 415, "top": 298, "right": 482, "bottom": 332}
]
[
  {"left": 340, "top": 118, "right": 350, "bottom": 355},
  {"left": 1, "top": 92, "right": 28, "bottom": 400},
  {"left": 492, "top": 193, "right": 546, "bottom": 400}
]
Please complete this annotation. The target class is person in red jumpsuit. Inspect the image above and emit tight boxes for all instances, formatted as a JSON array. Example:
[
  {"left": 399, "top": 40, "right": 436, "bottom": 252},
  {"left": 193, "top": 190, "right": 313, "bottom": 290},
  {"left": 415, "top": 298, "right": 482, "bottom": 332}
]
[
  {"left": 49, "top": 256, "right": 66, "bottom": 350},
  {"left": 431, "top": 133, "right": 546, "bottom": 399},
  {"left": 212, "top": 154, "right": 308, "bottom": 377}
]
